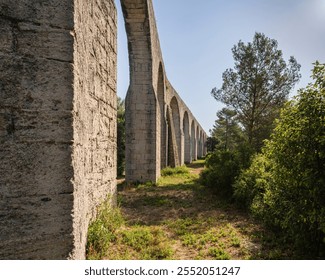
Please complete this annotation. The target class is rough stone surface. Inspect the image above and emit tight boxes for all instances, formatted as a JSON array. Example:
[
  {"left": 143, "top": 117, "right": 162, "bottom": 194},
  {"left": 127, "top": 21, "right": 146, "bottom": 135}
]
[
  {"left": 71, "top": 0, "right": 117, "bottom": 260},
  {"left": 121, "top": 0, "right": 207, "bottom": 183},
  {"left": 0, "top": 0, "right": 117, "bottom": 259}
]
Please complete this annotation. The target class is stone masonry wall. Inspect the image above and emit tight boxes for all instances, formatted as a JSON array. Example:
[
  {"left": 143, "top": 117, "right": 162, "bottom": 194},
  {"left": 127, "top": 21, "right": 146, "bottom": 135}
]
[
  {"left": 0, "top": 0, "right": 117, "bottom": 259},
  {"left": 71, "top": 0, "right": 117, "bottom": 259},
  {"left": 0, "top": 0, "right": 75, "bottom": 259}
]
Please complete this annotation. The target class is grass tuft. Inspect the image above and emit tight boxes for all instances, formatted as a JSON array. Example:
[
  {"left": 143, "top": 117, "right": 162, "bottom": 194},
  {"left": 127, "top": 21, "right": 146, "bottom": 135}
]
[
  {"left": 86, "top": 200, "right": 173, "bottom": 260},
  {"left": 87, "top": 201, "right": 124, "bottom": 259}
]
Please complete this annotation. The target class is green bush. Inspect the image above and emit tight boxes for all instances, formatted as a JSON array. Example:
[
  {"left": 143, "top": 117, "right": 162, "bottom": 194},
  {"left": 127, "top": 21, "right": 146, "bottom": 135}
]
[
  {"left": 233, "top": 154, "right": 271, "bottom": 212},
  {"left": 201, "top": 150, "right": 240, "bottom": 197},
  {"left": 233, "top": 62, "right": 325, "bottom": 257},
  {"left": 263, "top": 63, "right": 325, "bottom": 256}
]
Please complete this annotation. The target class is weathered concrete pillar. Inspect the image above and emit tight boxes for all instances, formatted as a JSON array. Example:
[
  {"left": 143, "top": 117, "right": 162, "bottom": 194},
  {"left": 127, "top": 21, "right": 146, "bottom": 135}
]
[
  {"left": 197, "top": 131, "right": 202, "bottom": 158},
  {"left": 157, "top": 64, "right": 167, "bottom": 169},
  {"left": 0, "top": 0, "right": 117, "bottom": 259},
  {"left": 122, "top": 0, "right": 160, "bottom": 182},
  {"left": 180, "top": 129, "right": 185, "bottom": 165}
]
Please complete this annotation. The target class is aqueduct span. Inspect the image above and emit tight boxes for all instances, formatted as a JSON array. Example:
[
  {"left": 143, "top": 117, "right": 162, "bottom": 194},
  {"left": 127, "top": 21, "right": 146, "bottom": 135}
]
[
  {"left": 0, "top": 0, "right": 207, "bottom": 259},
  {"left": 122, "top": 0, "right": 207, "bottom": 183}
]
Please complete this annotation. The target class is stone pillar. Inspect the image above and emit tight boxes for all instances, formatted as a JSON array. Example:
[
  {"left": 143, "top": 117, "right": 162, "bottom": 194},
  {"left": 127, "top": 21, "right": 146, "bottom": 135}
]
[
  {"left": 0, "top": 0, "right": 117, "bottom": 259},
  {"left": 122, "top": 0, "right": 160, "bottom": 182}
]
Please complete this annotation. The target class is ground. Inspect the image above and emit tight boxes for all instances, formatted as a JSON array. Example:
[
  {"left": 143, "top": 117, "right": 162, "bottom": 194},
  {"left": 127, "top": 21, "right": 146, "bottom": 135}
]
[{"left": 87, "top": 160, "right": 294, "bottom": 260}]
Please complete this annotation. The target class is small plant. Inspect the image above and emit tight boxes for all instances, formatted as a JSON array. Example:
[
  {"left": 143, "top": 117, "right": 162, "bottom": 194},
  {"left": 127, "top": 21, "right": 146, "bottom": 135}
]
[
  {"left": 87, "top": 201, "right": 124, "bottom": 259},
  {"left": 230, "top": 237, "right": 241, "bottom": 248},
  {"left": 120, "top": 226, "right": 173, "bottom": 260},
  {"left": 181, "top": 233, "right": 198, "bottom": 247},
  {"left": 208, "top": 247, "right": 230, "bottom": 260}
]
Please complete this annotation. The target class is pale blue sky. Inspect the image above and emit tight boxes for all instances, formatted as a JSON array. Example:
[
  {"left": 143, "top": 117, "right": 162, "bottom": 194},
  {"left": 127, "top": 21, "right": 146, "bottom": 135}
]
[{"left": 117, "top": 0, "right": 325, "bottom": 134}]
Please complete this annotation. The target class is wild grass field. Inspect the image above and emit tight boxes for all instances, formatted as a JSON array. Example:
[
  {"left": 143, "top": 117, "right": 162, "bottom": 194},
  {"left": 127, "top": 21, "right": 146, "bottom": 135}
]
[{"left": 87, "top": 160, "right": 297, "bottom": 260}]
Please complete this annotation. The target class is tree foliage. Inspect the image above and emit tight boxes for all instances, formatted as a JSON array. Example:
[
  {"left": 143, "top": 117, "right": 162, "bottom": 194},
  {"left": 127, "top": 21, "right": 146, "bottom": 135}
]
[
  {"left": 201, "top": 150, "right": 241, "bottom": 198},
  {"left": 234, "top": 62, "right": 325, "bottom": 256},
  {"left": 210, "top": 108, "right": 244, "bottom": 151},
  {"left": 212, "top": 32, "right": 301, "bottom": 151},
  {"left": 206, "top": 136, "right": 218, "bottom": 152}
]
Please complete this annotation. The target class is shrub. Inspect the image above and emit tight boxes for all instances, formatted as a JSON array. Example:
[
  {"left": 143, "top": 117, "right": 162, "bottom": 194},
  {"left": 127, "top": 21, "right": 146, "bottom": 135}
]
[
  {"left": 233, "top": 62, "right": 325, "bottom": 257},
  {"left": 201, "top": 150, "right": 240, "bottom": 197},
  {"left": 262, "top": 63, "right": 325, "bottom": 255},
  {"left": 233, "top": 154, "right": 271, "bottom": 212}
]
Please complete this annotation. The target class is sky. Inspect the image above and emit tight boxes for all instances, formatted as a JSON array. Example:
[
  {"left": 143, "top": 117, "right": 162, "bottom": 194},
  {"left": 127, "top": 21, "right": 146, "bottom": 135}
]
[{"left": 116, "top": 0, "right": 325, "bottom": 135}]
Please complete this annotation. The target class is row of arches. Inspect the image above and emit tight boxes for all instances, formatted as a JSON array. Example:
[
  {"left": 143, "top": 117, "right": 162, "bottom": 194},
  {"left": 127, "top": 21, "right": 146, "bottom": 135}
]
[
  {"left": 165, "top": 96, "right": 206, "bottom": 168},
  {"left": 122, "top": 0, "right": 207, "bottom": 182},
  {"left": 157, "top": 63, "right": 207, "bottom": 170}
]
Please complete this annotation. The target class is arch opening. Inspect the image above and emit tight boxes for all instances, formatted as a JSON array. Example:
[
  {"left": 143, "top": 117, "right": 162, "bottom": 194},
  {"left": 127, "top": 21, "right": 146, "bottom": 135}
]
[{"left": 183, "top": 112, "right": 191, "bottom": 164}]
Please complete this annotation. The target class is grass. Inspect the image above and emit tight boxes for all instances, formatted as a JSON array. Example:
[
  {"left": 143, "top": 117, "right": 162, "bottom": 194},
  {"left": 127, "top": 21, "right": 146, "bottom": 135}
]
[
  {"left": 160, "top": 165, "right": 190, "bottom": 176},
  {"left": 87, "top": 202, "right": 173, "bottom": 260},
  {"left": 87, "top": 160, "right": 299, "bottom": 260}
]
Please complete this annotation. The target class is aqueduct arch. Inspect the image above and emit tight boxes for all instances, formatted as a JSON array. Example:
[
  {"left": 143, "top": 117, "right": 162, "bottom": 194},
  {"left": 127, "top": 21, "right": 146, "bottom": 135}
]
[
  {"left": 121, "top": 0, "right": 207, "bottom": 182},
  {"left": 0, "top": 0, "right": 206, "bottom": 259}
]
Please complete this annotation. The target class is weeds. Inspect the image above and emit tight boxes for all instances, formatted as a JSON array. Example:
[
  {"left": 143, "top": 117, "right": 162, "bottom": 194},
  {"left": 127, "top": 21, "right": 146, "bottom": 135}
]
[
  {"left": 86, "top": 200, "right": 173, "bottom": 260},
  {"left": 208, "top": 247, "right": 231, "bottom": 260},
  {"left": 161, "top": 166, "right": 190, "bottom": 176},
  {"left": 87, "top": 201, "right": 124, "bottom": 259}
]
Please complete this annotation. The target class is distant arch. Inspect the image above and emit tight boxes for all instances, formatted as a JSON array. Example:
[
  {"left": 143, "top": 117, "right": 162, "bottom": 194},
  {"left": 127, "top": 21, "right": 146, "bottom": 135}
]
[
  {"left": 183, "top": 111, "right": 191, "bottom": 163},
  {"left": 196, "top": 126, "right": 199, "bottom": 160},
  {"left": 198, "top": 130, "right": 203, "bottom": 158},
  {"left": 157, "top": 63, "right": 167, "bottom": 169},
  {"left": 191, "top": 120, "right": 196, "bottom": 161},
  {"left": 170, "top": 97, "right": 182, "bottom": 163}
]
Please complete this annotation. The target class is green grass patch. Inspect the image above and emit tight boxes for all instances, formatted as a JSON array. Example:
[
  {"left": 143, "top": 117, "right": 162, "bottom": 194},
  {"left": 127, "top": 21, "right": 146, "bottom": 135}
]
[
  {"left": 208, "top": 247, "right": 231, "bottom": 260},
  {"left": 88, "top": 159, "right": 300, "bottom": 260},
  {"left": 86, "top": 198, "right": 174, "bottom": 260},
  {"left": 119, "top": 226, "right": 173, "bottom": 260},
  {"left": 161, "top": 166, "right": 190, "bottom": 176},
  {"left": 140, "top": 195, "right": 173, "bottom": 207},
  {"left": 87, "top": 201, "right": 124, "bottom": 259}
]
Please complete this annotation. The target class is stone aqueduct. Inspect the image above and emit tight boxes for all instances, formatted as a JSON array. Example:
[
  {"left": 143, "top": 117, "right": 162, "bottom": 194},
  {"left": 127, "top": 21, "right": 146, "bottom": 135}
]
[
  {"left": 122, "top": 1, "right": 207, "bottom": 183},
  {"left": 0, "top": 0, "right": 206, "bottom": 259}
]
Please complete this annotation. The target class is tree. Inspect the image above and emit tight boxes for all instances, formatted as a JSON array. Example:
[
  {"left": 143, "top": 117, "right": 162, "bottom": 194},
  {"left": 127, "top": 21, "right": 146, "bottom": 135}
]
[
  {"left": 212, "top": 32, "right": 301, "bottom": 151},
  {"left": 263, "top": 61, "right": 325, "bottom": 255},
  {"left": 117, "top": 97, "right": 125, "bottom": 177},
  {"left": 210, "top": 107, "right": 244, "bottom": 151},
  {"left": 234, "top": 62, "right": 325, "bottom": 256},
  {"left": 206, "top": 136, "right": 218, "bottom": 152}
]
